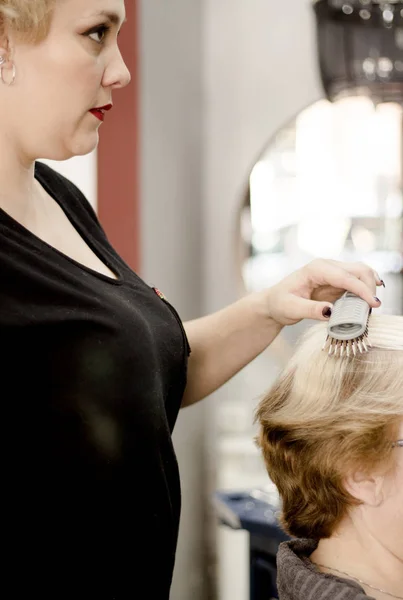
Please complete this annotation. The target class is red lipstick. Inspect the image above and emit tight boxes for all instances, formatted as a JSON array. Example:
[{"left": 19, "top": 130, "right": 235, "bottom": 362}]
[{"left": 89, "top": 103, "right": 113, "bottom": 122}]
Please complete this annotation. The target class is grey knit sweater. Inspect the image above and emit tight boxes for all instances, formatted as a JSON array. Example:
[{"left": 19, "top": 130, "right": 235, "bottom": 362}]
[{"left": 276, "top": 539, "right": 374, "bottom": 600}]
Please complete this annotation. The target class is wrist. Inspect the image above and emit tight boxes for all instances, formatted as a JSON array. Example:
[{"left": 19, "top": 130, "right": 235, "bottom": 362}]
[{"left": 250, "top": 289, "right": 284, "bottom": 333}]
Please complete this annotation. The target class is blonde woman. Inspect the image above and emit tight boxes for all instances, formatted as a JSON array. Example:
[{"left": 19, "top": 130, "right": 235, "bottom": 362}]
[
  {"left": 0, "top": 0, "right": 384, "bottom": 597},
  {"left": 256, "top": 315, "right": 403, "bottom": 600}
]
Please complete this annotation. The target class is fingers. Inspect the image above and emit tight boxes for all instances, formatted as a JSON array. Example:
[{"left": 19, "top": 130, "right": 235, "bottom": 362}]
[
  {"left": 287, "top": 296, "right": 334, "bottom": 323},
  {"left": 340, "top": 276, "right": 381, "bottom": 308},
  {"left": 306, "top": 259, "right": 381, "bottom": 308},
  {"left": 330, "top": 259, "right": 382, "bottom": 293}
]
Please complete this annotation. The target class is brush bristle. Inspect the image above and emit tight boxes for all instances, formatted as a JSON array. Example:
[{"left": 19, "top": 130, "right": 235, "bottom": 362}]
[{"left": 322, "top": 328, "right": 372, "bottom": 358}]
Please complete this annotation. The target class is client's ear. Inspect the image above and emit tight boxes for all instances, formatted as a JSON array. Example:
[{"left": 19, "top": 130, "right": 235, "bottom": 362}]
[{"left": 343, "top": 470, "right": 385, "bottom": 507}]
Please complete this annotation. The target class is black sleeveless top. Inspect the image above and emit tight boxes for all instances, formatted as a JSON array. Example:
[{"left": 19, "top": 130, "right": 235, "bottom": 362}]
[{"left": 0, "top": 162, "right": 190, "bottom": 598}]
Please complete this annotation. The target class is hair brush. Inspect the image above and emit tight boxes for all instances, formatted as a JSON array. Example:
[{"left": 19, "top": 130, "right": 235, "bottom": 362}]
[{"left": 322, "top": 292, "right": 372, "bottom": 358}]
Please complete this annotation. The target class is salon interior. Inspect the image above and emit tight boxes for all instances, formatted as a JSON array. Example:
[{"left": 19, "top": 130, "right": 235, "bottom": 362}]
[{"left": 42, "top": 1, "right": 403, "bottom": 598}]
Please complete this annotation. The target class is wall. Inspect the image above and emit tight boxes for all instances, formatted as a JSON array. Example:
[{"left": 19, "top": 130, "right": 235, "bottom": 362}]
[
  {"left": 203, "top": 0, "right": 322, "bottom": 313},
  {"left": 139, "top": 1, "right": 323, "bottom": 598},
  {"left": 138, "top": 1, "right": 206, "bottom": 598}
]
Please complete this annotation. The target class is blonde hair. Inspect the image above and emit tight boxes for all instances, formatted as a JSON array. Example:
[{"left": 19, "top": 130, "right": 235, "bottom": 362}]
[
  {"left": 0, "top": 0, "right": 56, "bottom": 44},
  {"left": 255, "top": 315, "right": 403, "bottom": 540}
]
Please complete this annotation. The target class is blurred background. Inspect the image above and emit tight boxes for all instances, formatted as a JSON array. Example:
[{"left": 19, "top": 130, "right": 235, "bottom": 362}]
[{"left": 41, "top": 1, "right": 403, "bottom": 598}]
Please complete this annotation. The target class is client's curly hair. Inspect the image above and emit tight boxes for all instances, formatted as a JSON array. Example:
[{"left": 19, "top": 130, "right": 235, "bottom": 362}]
[
  {"left": 0, "top": 0, "right": 56, "bottom": 44},
  {"left": 255, "top": 315, "right": 403, "bottom": 540}
]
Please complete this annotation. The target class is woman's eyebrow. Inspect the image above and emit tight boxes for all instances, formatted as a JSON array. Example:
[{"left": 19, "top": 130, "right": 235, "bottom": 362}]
[{"left": 92, "top": 10, "right": 127, "bottom": 26}]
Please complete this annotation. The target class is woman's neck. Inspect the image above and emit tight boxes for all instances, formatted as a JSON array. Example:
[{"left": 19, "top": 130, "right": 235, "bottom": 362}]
[
  {"left": 0, "top": 156, "right": 41, "bottom": 222},
  {"left": 0, "top": 143, "right": 37, "bottom": 210},
  {"left": 310, "top": 525, "right": 403, "bottom": 600}
]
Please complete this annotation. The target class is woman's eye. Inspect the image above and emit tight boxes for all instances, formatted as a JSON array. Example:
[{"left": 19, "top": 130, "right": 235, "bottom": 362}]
[{"left": 87, "top": 25, "right": 110, "bottom": 44}]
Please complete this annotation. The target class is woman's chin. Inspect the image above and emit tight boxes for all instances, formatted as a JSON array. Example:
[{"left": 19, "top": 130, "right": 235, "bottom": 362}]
[{"left": 68, "top": 134, "right": 99, "bottom": 158}]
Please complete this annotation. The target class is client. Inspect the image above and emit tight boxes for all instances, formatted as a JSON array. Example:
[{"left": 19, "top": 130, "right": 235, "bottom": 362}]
[{"left": 256, "top": 315, "right": 403, "bottom": 600}]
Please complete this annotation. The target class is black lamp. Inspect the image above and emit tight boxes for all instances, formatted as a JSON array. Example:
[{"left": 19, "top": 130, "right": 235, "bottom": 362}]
[{"left": 313, "top": 0, "right": 403, "bottom": 105}]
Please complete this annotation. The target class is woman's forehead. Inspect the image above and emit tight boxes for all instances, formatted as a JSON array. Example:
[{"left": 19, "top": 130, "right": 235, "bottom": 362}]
[{"left": 57, "top": 0, "right": 126, "bottom": 23}]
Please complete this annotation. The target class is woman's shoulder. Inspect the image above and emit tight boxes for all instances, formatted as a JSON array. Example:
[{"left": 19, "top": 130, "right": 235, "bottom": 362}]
[{"left": 276, "top": 539, "right": 372, "bottom": 600}]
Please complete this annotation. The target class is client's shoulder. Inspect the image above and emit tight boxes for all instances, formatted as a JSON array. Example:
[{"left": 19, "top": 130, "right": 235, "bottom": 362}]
[{"left": 276, "top": 539, "right": 371, "bottom": 600}]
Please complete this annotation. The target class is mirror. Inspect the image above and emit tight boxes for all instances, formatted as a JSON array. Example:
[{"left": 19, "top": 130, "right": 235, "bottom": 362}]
[{"left": 241, "top": 96, "right": 403, "bottom": 352}]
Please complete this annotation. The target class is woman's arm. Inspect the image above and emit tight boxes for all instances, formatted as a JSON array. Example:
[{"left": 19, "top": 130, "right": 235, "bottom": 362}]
[
  {"left": 182, "top": 290, "right": 282, "bottom": 407},
  {"left": 181, "top": 259, "right": 382, "bottom": 407}
]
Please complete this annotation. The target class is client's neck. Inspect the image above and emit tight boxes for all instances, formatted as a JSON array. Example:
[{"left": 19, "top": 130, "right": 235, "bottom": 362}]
[{"left": 310, "top": 518, "right": 403, "bottom": 600}]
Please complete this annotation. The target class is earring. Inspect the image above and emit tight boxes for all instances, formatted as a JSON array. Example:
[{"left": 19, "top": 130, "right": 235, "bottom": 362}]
[{"left": 0, "top": 56, "right": 16, "bottom": 86}]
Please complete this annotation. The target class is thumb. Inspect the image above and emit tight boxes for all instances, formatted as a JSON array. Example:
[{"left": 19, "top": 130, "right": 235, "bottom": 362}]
[{"left": 290, "top": 296, "right": 333, "bottom": 322}]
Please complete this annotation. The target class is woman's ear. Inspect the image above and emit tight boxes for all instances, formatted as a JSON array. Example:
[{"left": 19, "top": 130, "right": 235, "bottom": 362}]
[
  {"left": 0, "top": 34, "right": 12, "bottom": 60},
  {"left": 344, "top": 470, "right": 385, "bottom": 507}
]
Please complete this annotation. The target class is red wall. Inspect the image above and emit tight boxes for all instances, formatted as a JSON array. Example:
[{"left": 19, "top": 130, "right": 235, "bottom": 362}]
[{"left": 97, "top": 1, "right": 140, "bottom": 271}]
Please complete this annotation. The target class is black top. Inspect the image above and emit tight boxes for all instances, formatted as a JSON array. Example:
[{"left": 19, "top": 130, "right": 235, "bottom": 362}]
[{"left": 0, "top": 162, "right": 191, "bottom": 599}]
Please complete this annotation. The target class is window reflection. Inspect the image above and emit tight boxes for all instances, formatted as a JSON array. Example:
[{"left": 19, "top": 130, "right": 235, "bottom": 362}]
[{"left": 243, "top": 97, "right": 403, "bottom": 316}]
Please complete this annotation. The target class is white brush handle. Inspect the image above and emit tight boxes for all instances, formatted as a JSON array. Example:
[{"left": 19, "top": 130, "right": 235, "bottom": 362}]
[{"left": 328, "top": 292, "right": 370, "bottom": 341}]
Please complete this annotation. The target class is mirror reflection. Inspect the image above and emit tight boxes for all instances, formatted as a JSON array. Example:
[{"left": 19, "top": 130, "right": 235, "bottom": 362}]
[{"left": 242, "top": 96, "right": 403, "bottom": 318}]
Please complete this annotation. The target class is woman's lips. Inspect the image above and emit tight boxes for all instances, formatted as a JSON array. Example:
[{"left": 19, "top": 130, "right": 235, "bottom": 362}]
[
  {"left": 89, "top": 108, "right": 106, "bottom": 122},
  {"left": 89, "top": 103, "right": 113, "bottom": 122}
]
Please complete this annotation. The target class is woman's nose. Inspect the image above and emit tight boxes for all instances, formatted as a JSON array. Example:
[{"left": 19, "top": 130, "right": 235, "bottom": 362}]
[{"left": 104, "top": 50, "right": 132, "bottom": 90}]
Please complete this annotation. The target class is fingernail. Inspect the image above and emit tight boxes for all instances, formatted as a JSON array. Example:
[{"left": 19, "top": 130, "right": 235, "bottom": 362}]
[
  {"left": 322, "top": 307, "right": 332, "bottom": 318},
  {"left": 374, "top": 296, "right": 381, "bottom": 303},
  {"left": 380, "top": 280, "right": 386, "bottom": 288}
]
